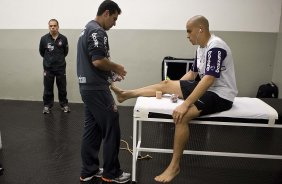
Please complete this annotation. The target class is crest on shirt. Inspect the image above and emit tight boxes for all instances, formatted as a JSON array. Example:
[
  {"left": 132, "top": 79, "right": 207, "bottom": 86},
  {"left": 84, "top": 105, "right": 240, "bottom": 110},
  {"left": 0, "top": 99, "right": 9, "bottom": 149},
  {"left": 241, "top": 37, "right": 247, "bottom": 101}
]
[
  {"left": 47, "top": 43, "right": 54, "bottom": 51},
  {"left": 58, "top": 40, "right": 62, "bottom": 46}
]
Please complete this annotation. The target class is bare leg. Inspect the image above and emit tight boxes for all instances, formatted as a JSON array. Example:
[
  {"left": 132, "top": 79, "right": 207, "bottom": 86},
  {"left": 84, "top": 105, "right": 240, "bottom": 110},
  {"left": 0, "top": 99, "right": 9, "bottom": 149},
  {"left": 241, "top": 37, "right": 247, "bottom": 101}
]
[
  {"left": 154, "top": 106, "right": 200, "bottom": 183},
  {"left": 111, "top": 80, "right": 183, "bottom": 103}
]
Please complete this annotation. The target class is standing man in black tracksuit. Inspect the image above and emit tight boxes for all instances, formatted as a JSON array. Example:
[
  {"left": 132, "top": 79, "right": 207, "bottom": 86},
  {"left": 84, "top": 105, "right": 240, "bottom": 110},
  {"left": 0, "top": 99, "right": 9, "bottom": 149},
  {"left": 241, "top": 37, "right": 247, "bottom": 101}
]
[
  {"left": 39, "top": 19, "right": 70, "bottom": 114},
  {"left": 77, "top": 1, "right": 130, "bottom": 183}
]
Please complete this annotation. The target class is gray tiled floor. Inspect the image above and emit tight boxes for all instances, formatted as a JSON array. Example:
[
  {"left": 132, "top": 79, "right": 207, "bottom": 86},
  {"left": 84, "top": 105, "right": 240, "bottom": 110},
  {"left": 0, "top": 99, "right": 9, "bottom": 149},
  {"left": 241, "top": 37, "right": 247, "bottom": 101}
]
[{"left": 0, "top": 100, "right": 281, "bottom": 184}]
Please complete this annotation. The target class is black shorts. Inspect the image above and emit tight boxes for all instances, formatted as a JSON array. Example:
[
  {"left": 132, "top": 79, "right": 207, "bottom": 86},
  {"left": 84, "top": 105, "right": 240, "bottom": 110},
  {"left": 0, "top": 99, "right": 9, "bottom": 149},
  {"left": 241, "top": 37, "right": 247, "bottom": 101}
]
[{"left": 179, "top": 80, "right": 233, "bottom": 116}]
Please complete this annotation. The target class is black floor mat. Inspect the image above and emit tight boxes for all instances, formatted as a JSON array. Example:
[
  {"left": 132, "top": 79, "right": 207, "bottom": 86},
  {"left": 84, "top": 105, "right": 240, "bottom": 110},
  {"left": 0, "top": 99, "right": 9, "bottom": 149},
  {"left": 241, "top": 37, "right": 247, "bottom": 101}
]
[{"left": 0, "top": 100, "right": 281, "bottom": 184}]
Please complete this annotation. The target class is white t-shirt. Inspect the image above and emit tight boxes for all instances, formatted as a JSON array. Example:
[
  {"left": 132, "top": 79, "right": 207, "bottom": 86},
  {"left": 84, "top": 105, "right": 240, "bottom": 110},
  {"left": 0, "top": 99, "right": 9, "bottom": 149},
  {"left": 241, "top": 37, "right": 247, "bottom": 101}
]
[{"left": 192, "top": 34, "right": 238, "bottom": 102}]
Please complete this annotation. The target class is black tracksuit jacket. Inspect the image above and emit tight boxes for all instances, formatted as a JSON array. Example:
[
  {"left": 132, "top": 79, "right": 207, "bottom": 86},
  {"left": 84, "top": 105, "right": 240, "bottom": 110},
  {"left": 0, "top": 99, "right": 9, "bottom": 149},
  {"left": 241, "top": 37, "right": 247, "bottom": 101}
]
[{"left": 39, "top": 33, "right": 69, "bottom": 71}]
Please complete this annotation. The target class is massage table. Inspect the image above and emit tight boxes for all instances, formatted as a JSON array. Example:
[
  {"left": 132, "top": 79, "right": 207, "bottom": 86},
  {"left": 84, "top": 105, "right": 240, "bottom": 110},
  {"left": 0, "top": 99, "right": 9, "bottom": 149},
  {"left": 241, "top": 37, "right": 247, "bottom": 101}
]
[{"left": 131, "top": 96, "right": 282, "bottom": 182}]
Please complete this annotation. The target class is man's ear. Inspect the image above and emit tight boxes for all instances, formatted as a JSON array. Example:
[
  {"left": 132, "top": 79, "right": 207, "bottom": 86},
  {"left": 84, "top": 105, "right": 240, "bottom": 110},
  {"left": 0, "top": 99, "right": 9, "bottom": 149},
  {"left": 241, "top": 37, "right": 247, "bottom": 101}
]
[
  {"left": 103, "top": 10, "right": 110, "bottom": 17},
  {"left": 199, "top": 26, "right": 203, "bottom": 33}
]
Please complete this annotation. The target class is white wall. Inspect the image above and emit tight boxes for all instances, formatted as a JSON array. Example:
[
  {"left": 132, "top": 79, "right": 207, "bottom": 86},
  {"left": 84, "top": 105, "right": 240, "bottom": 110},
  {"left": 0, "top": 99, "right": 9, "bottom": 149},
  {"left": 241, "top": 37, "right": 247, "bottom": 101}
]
[{"left": 0, "top": 0, "right": 281, "bottom": 32}]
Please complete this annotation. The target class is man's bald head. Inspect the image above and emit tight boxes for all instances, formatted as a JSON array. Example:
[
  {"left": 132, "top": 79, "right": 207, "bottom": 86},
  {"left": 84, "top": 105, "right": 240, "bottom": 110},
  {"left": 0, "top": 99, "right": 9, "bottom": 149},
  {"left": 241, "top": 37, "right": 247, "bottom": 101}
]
[{"left": 188, "top": 15, "right": 209, "bottom": 31}]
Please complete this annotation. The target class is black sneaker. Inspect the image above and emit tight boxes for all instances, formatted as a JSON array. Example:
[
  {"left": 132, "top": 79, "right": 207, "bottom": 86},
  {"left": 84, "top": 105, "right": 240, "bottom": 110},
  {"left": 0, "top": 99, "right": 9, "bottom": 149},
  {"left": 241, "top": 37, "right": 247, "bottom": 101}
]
[
  {"left": 43, "top": 106, "right": 51, "bottom": 114},
  {"left": 80, "top": 168, "right": 103, "bottom": 182},
  {"left": 61, "top": 105, "right": 70, "bottom": 113},
  {"left": 102, "top": 172, "right": 131, "bottom": 183}
]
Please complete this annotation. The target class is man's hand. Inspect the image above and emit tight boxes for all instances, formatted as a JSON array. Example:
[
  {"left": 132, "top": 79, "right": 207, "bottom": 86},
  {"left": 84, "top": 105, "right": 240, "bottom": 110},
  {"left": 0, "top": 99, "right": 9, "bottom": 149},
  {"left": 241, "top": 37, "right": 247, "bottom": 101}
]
[
  {"left": 172, "top": 103, "right": 189, "bottom": 124},
  {"left": 114, "top": 64, "right": 127, "bottom": 80},
  {"left": 92, "top": 58, "right": 127, "bottom": 80}
]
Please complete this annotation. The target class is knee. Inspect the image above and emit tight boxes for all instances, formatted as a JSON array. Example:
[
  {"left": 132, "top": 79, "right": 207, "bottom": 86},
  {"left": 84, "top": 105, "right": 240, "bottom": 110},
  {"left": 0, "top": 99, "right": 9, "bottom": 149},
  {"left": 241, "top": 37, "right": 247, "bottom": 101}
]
[
  {"left": 181, "top": 106, "right": 200, "bottom": 124},
  {"left": 160, "top": 80, "right": 169, "bottom": 84},
  {"left": 179, "top": 109, "right": 197, "bottom": 125},
  {"left": 179, "top": 115, "right": 192, "bottom": 125},
  {"left": 159, "top": 80, "right": 170, "bottom": 89}
]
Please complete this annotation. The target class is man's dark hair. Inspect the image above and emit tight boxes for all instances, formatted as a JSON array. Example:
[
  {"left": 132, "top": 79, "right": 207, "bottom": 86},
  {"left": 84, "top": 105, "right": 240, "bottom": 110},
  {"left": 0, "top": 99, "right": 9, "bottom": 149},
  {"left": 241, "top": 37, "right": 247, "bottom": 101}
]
[
  {"left": 49, "top": 19, "right": 59, "bottom": 26},
  {"left": 97, "top": 0, "right": 121, "bottom": 16}
]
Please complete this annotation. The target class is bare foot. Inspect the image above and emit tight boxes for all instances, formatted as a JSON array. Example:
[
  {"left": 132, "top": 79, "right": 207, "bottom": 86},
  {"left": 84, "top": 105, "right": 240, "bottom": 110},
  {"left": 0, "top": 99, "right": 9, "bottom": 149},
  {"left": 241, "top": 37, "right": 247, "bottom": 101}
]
[
  {"left": 110, "top": 84, "right": 128, "bottom": 103},
  {"left": 154, "top": 166, "right": 180, "bottom": 183}
]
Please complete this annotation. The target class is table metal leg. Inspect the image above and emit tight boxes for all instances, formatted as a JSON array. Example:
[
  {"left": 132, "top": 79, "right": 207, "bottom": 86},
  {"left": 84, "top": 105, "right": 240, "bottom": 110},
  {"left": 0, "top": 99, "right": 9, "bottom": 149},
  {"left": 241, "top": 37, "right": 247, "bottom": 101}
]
[{"left": 132, "top": 118, "right": 138, "bottom": 182}]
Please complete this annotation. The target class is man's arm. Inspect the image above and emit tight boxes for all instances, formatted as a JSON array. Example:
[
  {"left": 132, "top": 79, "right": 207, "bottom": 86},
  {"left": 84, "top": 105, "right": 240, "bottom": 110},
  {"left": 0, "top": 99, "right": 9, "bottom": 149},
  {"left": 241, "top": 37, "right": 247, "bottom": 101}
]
[
  {"left": 92, "top": 58, "right": 127, "bottom": 79},
  {"left": 39, "top": 37, "right": 45, "bottom": 57},
  {"left": 172, "top": 75, "right": 215, "bottom": 124},
  {"left": 88, "top": 29, "right": 127, "bottom": 79},
  {"left": 64, "top": 37, "right": 69, "bottom": 57},
  {"left": 183, "top": 75, "right": 215, "bottom": 107}
]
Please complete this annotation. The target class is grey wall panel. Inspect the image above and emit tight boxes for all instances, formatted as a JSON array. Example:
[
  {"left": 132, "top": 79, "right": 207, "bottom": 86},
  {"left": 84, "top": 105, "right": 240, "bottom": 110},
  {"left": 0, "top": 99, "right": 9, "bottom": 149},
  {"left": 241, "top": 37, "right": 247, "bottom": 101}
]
[
  {"left": 0, "top": 29, "right": 277, "bottom": 106},
  {"left": 215, "top": 31, "right": 276, "bottom": 97},
  {"left": 272, "top": 3, "right": 282, "bottom": 98},
  {"left": 273, "top": 31, "right": 282, "bottom": 98}
]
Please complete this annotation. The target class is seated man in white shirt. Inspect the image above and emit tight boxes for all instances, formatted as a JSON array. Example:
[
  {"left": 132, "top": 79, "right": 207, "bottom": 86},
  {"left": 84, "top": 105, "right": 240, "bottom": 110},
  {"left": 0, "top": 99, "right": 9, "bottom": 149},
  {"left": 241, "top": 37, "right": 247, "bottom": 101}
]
[{"left": 111, "top": 15, "right": 238, "bottom": 183}]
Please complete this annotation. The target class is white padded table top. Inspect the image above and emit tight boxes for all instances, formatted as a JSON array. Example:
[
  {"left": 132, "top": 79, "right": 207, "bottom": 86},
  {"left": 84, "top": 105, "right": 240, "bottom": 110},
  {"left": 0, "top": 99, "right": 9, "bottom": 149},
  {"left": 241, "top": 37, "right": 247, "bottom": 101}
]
[{"left": 134, "top": 96, "right": 278, "bottom": 121}]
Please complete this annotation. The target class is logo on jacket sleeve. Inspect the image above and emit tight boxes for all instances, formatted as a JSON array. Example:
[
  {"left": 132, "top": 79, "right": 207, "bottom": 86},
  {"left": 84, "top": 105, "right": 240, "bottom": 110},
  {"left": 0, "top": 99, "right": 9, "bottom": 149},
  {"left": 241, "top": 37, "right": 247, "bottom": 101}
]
[
  {"left": 91, "top": 33, "right": 99, "bottom": 47},
  {"left": 206, "top": 51, "right": 212, "bottom": 71},
  {"left": 215, "top": 51, "right": 221, "bottom": 73},
  {"left": 104, "top": 36, "right": 107, "bottom": 45}
]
